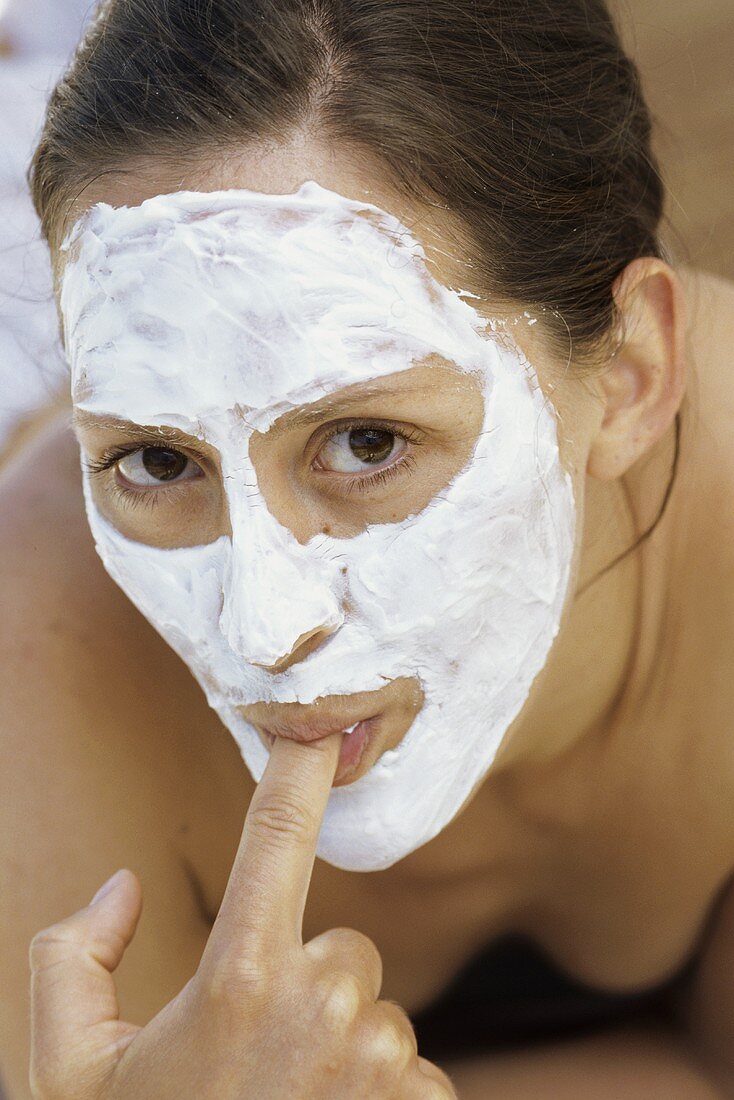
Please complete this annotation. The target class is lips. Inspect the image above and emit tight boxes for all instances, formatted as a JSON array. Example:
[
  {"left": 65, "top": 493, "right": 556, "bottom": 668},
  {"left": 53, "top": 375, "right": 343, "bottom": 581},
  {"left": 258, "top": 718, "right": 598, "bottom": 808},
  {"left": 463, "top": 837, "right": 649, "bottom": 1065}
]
[
  {"left": 239, "top": 677, "right": 423, "bottom": 788},
  {"left": 334, "top": 719, "right": 372, "bottom": 772},
  {"left": 262, "top": 716, "right": 380, "bottom": 784},
  {"left": 260, "top": 710, "right": 379, "bottom": 744}
]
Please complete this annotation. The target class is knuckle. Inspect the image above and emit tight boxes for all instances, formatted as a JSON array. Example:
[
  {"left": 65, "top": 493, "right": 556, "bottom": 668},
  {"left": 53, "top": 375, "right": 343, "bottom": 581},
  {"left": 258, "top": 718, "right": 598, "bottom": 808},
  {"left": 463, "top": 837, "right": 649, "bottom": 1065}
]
[
  {"left": 333, "top": 927, "right": 381, "bottom": 965},
  {"left": 315, "top": 970, "right": 363, "bottom": 1029},
  {"left": 307, "top": 927, "right": 383, "bottom": 989},
  {"left": 367, "top": 1021, "right": 407, "bottom": 1069},
  {"left": 29, "top": 924, "right": 76, "bottom": 970},
  {"left": 416, "top": 1081, "right": 453, "bottom": 1100},
  {"left": 363, "top": 1007, "right": 415, "bottom": 1072},
  {"left": 417, "top": 1059, "right": 457, "bottom": 1098},
  {"left": 247, "top": 794, "right": 317, "bottom": 846},
  {"left": 384, "top": 1001, "right": 416, "bottom": 1042},
  {"left": 196, "top": 951, "right": 268, "bottom": 1014}
]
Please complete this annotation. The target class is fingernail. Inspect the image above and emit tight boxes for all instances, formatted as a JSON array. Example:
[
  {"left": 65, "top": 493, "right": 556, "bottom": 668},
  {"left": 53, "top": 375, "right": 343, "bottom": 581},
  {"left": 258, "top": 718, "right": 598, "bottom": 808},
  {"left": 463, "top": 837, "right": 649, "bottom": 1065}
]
[{"left": 89, "top": 870, "right": 124, "bottom": 906}]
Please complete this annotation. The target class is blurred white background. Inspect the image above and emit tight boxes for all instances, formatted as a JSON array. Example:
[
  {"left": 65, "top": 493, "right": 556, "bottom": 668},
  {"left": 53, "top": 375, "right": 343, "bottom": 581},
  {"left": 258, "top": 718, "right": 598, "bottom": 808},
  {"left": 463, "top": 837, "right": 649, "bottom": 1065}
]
[{"left": 0, "top": 0, "right": 93, "bottom": 445}]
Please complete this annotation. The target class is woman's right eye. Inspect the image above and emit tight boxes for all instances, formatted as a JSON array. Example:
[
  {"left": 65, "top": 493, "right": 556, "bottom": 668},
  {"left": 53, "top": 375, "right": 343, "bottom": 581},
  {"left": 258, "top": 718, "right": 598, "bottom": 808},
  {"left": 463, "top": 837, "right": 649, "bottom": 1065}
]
[{"left": 116, "top": 447, "right": 203, "bottom": 488}]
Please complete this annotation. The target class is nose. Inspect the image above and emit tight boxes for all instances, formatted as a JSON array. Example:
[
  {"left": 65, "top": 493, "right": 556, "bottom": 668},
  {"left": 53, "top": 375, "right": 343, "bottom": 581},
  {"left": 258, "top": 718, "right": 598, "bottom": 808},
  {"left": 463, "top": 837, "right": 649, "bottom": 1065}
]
[
  {"left": 252, "top": 624, "right": 337, "bottom": 673},
  {"left": 219, "top": 505, "right": 345, "bottom": 671}
]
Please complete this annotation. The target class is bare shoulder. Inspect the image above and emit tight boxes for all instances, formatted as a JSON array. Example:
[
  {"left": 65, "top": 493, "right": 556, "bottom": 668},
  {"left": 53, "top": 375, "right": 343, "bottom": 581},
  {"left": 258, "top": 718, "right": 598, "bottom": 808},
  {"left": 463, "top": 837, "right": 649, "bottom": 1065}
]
[
  {"left": 0, "top": 408, "right": 204, "bottom": 737},
  {"left": 0, "top": 410, "right": 243, "bottom": 1099},
  {"left": 678, "top": 869, "right": 734, "bottom": 1092}
]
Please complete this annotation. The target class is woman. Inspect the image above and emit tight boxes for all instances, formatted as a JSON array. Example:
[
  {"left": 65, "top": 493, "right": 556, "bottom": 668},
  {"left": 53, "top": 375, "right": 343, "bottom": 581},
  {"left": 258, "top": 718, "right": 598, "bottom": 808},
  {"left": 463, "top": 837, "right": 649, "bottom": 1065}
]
[{"left": 2, "top": 0, "right": 734, "bottom": 1096}]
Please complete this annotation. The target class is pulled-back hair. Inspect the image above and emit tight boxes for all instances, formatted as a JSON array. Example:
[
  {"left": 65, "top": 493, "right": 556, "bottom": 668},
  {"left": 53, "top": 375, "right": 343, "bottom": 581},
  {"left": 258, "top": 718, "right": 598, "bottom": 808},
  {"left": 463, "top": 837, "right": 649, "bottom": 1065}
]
[{"left": 30, "top": 0, "right": 664, "bottom": 364}]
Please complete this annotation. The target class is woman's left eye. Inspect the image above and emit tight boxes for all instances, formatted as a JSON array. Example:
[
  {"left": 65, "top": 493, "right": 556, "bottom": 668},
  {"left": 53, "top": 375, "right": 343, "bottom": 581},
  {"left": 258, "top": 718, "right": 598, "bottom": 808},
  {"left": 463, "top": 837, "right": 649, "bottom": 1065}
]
[
  {"left": 315, "top": 427, "right": 407, "bottom": 474},
  {"left": 116, "top": 447, "right": 203, "bottom": 487}
]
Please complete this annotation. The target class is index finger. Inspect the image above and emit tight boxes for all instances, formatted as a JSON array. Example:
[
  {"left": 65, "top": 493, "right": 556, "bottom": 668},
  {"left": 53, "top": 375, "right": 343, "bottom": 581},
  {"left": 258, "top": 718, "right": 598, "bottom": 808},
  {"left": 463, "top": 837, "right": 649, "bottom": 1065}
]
[{"left": 207, "top": 732, "right": 342, "bottom": 959}]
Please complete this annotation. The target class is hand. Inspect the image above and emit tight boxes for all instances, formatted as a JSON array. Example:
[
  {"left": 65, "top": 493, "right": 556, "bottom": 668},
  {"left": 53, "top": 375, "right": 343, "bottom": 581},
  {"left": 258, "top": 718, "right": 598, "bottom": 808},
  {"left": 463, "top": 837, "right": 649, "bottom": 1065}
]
[{"left": 29, "top": 732, "right": 456, "bottom": 1099}]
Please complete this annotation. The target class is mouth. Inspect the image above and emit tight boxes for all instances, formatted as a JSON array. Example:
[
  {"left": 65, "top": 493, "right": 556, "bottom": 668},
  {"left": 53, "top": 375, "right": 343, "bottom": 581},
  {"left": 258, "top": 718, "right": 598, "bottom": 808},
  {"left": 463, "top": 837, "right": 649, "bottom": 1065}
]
[
  {"left": 239, "top": 678, "right": 423, "bottom": 787},
  {"left": 262, "top": 716, "right": 380, "bottom": 784}
]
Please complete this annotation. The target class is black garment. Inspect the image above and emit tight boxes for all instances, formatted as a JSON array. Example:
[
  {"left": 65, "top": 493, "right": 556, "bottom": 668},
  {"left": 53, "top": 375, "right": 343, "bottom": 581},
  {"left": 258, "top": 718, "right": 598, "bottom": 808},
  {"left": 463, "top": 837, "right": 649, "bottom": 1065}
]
[{"left": 411, "top": 934, "right": 693, "bottom": 1063}]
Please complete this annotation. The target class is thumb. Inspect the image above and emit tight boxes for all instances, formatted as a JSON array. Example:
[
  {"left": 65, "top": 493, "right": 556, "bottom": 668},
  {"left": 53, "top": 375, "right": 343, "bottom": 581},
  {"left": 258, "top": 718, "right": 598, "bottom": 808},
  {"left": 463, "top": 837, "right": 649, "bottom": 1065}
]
[{"left": 30, "top": 869, "right": 143, "bottom": 1097}]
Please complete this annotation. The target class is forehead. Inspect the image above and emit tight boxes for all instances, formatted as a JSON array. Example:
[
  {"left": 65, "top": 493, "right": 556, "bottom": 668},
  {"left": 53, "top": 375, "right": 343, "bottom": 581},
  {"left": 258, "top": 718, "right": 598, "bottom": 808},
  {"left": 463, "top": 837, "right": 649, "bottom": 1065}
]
[
  {"left": 60, "top": 137, "right": 476, "bottom": 285},
  {"left": 61, "top": 183, "right": 494, "bottom": 433}
]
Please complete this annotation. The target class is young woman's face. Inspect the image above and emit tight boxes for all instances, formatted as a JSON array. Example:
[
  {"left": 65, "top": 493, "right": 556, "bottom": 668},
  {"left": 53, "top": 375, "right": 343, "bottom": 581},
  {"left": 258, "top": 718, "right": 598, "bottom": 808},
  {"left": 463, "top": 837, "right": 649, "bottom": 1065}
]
[{"left": 62, "top": 143, "right": 598, "bottom": 871}]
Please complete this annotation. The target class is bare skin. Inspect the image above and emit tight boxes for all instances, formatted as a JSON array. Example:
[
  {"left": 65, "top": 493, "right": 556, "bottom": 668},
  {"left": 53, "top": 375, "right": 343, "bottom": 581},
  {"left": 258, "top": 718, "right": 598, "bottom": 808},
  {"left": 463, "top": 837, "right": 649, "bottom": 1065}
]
[
  {"left": 2, "top": 138, "right": 734, "bottom": 1097},
  {"left": 28, "top": 733, "right": 456, "bottom": 1099}
]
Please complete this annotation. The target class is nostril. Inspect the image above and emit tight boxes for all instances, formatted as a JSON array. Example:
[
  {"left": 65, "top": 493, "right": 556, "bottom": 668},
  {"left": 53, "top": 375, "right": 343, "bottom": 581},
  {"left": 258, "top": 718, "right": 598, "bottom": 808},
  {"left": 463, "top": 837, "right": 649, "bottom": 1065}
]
[{"left": 251, "top": 624, "right": 336, "bottom": 674}]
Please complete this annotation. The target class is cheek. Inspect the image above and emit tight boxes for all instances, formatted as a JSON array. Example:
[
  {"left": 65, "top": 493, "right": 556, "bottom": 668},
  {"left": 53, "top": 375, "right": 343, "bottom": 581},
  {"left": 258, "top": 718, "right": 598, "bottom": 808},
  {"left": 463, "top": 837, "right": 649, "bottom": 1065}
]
[
  {"left": 83, "top": 457, "right": 229, "bottom": 548},
  {"left": 508, "top": 328, "right": 598, "bottom": 482},
  {"left": 529, "top": 392, "right": 590, "bottom": 579},
  {"left": 539, "top": 369, "right": 603, "bottom": 492}
]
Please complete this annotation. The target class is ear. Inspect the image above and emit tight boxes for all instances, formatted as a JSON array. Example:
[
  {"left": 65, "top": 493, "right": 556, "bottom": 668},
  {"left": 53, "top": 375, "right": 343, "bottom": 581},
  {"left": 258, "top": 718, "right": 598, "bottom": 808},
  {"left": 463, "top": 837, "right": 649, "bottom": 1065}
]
[{"left": 587, "top": 258, "right": 687, "bottom": 481}]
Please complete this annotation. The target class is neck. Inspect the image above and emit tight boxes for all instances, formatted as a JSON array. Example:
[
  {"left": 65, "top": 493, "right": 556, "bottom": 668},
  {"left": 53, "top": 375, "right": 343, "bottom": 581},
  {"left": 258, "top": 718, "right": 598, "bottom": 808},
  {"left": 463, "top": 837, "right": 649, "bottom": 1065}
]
[
  {"left": 388, "top": 419, "right": 680, "bottom": 887},
  {"left": 501, "top": 413, "right": 681, "bottom": 770},
  {"left": 496, "top": 492, "right": 642, "bottom": 769}
]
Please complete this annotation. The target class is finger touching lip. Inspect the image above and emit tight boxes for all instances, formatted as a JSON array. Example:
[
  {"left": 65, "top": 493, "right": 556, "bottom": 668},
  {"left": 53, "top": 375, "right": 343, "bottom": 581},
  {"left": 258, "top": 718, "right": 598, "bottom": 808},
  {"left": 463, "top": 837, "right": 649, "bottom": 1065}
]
[
  {"left": 245, "top": 677, "right": 423, "bottom": 788},
  {"left": 262, "top": 716, "right": 378, "bottom": 784}
]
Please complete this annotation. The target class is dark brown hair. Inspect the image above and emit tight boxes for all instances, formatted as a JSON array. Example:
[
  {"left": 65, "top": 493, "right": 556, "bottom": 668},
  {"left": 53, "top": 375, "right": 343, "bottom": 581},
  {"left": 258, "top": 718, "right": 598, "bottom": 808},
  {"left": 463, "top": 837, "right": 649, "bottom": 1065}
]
[
  {"left": 31, "top": 0, "right": 664, "bottom": 364},
  {"left": 30, "top": 0, "right": 677, "bottom": 585}
]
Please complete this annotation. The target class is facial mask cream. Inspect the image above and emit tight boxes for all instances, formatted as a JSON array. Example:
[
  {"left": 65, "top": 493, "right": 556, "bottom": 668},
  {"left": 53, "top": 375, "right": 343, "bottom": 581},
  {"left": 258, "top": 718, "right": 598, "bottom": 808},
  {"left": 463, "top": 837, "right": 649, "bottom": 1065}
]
[{"left": 61, "top": 181, "right": 575, "bottom": 871}]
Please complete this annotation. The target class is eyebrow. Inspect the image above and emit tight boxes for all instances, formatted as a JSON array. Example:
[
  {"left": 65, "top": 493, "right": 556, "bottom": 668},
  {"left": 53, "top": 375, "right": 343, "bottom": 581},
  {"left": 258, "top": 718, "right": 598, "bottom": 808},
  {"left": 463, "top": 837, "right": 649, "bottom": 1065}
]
[
  {"left": 71, "top": 410, "right": 202, "bottom": 446},
  {"left": 264, "top": 378, "right": 438, "bottom": 436},
  {"left": 72, "top": 375, "right": 443, "bottom": 439}
]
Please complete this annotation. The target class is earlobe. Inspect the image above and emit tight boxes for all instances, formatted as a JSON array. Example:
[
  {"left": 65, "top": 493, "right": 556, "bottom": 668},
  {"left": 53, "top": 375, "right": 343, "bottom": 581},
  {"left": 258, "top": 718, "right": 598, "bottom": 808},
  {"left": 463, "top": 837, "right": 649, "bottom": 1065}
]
[{"left": 586, "top": 258, "right": 687, "bottom": 481}]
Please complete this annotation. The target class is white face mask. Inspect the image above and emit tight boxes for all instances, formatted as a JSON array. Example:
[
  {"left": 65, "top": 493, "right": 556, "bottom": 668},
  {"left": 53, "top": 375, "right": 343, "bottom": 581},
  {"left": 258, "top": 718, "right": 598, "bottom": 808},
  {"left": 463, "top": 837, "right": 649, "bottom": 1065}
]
[{"left": 61, "top": 181, "right": 575, "bottom": 872}]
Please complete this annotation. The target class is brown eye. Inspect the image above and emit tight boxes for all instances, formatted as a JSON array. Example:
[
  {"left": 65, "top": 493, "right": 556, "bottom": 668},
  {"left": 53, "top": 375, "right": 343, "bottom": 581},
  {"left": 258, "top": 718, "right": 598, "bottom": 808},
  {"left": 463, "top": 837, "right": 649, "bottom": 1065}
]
[
  {"left": 117, "top": 447, "right": 202, "bottom": 487},
  {"left": 317, "top": 427, "right": 405, "bottom": 473},
  {"left": 347, "top": 428, "right": 395, "bottom": 465}
]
